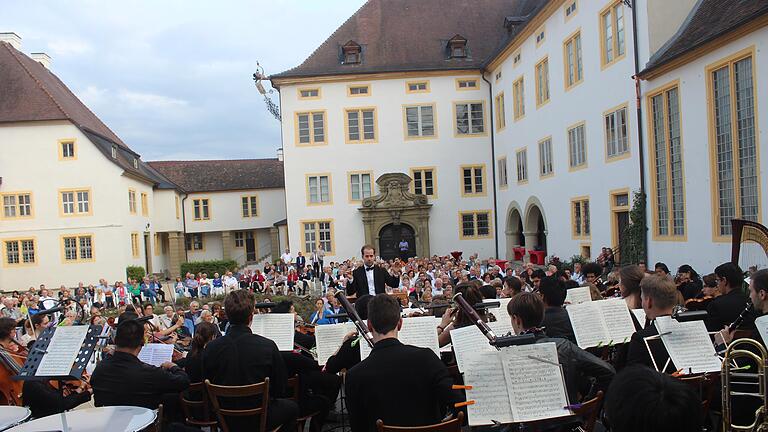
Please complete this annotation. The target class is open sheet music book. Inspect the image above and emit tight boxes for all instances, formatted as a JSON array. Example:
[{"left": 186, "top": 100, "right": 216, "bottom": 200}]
[
  {"left": 654, "top": 316, "right": 721, "bottom": 374},
  {"left": 567, "top": 298, "right": 635, "bottom": 349},
  {"left": 485, "top": 298, "right": 512, "bottom": 325},
  {"left": 450, "top": 325, "right": 498, "bottom": 373},
  {"left": 359, "top": 316, "right": 440, "bottom": 360},
  {"left": 565, "top": 287, "right": 592, "bottom": 305},
  {"left": 462, "top": 342, "right": 571, "bottom": 426},
  {"left": 250, "top": 314, "right": 295, "bottom": 351},
  {"left": 314, "top": 322, "right": 356, "bottom": 366},
  {"left": 138, "top": 343, "right": 174, "bottom": 367},
  {"left": 35, "top": 326, "right": 89, "bottom": 376},
  {"left": 756, "top": 315, "right": 768, "bottom": 347}
]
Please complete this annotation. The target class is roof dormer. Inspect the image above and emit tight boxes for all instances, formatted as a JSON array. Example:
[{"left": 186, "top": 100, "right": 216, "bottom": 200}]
[
  {"left": 341, "top": 40, "right": 362, "bottom": 65},
  {"left": 448, "top": 34, "right": 468, "bottom": 59}
]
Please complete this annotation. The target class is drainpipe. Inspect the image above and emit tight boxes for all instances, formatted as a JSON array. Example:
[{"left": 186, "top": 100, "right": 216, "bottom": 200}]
[
  {"left": 181, "top": 193, "right": 189, "bottom": 262},
  {"left": 481, "top": 73, "right": 500, "bottom": 259},
  {"left": 629, "top": 0, "right": 649, "bottom": 264}
]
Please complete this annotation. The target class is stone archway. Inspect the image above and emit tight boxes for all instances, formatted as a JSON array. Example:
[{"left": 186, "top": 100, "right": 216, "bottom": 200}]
[
  {"left": 359, "top": 173, "right": 432, "bottom": 259},
  {"left": 505, "top": 202, "right": 524, "bottom": 260},
  {"left": 524, "top": 202, "right": 547, "bottom": 254}
]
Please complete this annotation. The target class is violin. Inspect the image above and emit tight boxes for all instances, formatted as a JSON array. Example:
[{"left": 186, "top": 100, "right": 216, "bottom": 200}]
[
  {"left": 296, "top": 324, "right": 315, "bottom": 336},
  {"left": 684, "top": 295, "right": 714, "bottom": 311}
]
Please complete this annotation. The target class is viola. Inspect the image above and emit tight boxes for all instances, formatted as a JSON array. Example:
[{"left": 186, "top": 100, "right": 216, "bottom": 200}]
[{"left": 0, "top": 343, "right": 26, "bottom": 405}]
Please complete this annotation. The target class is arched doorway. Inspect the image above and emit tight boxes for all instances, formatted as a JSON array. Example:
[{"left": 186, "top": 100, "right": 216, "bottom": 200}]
[
  {"left": 524, "top": 204, "right": 547, "bottom": 254},
  {"left": 379, "top": 223, "right": 416, "bottom": 261},
  {"left": 505, "top": 206, "right": 525, "bottom": 259}
]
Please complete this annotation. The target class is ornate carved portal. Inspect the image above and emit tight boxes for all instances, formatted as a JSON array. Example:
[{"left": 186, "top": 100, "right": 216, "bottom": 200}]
[{"left": 359, "top": 173, "right": 432, "bottom": 259}]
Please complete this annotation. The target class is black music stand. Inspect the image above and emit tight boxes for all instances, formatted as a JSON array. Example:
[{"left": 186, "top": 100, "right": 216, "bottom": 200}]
[{"left": 14, "top": 325, "right": 101, "bottom": 386}]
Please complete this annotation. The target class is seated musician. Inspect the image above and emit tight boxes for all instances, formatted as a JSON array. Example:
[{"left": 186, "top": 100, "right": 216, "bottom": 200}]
[
  {"left": 626, "top": 275, "right": 676, "bottom": 370},
  {"left": 184, "top": 321, "right": 219, "bottom": 383},
  {"left": 705, "top": 262, "right": 753, "bottom": 332},
  {"left": 437, "top": 283, "right": 486, "bottom": 347},
  {"left": 345, "top": 294, "right": 460, "bottom": 432},
  {"left": 202, "top": 290, "right": 298, "bottom": 431},
  {"left": 90, "top": 318, "right": 190, "bottom": 418},
  {"left": 325, "top": 295, "right": 372, "bottom": 375},
  {"left": 717, "top": 269, "right": 768, "bottom": 346},
  {"left": 507, "top": 293, "right": 615, "bottom": 402},
  {"left": 539, "top": 277, "right": 576, "bottom": 343}
]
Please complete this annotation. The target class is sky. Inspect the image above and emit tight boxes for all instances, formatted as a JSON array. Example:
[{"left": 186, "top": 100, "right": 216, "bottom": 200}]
[{"left": 0, "top": 0, "right": 366, "bottom": 160}]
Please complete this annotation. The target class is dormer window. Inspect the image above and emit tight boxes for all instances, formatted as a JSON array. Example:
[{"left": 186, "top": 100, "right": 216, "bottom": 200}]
[
  {"left": 111, "top": 145, "right": 117, "bottom": 159},
  {"left": 448, "top": 35, "right": 468, "bottom": 59},
  {"left": 342, "top": 41, "right": 362, "bottom": 64},
  {"left": 133, "top": 158, "right": 138, "bottom": 169}
]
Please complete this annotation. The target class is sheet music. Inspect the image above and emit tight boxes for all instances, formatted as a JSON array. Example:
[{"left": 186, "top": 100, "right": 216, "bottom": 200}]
[
  {"left": 449, "top": 325, "right": 497, "bottom": 372},
  {"left": 399, "top": 316, "right": 440, "bottom": 357},
  {"left": 359, "top": 336, "right": 373, "bottom": 361},
  {"left": 567, "top": 302, "right": 608, "bottom": 348},
  {"left": 565, "top": 287, "right": 592, "bottom": 304},
  {"left": 655, "top": 316, "right": 721, "bottom": 374},
  {"left": 600, "top": 299, "right": 636, "bottom": 344},
  {"left": 463, "top": 352, "right": 514, "bottom": 426},
  {"left": 486, "top": 298, "right": 512, "bottom": 326},
  {"left": 502, "top": 343, "right": 571, "bottom": 423},
  {"left": 250, "top": 314, "right": 295, "bottom": 351},
  {"left": 488, "top": 318, "right": 515, "bottom": 336},
  {"left": 632, "top": 309, "right": 647, "bottom": 327},
  {"left": 756, "top": 315, "right": 768, "bottom": 346},
  {"left": 138, "top": 343, "right": 174, "bottom": 367},
  {"left": 315, "top": 322, "right": 355, "bottom": 366},
  {"left": 36, "top": 326, "right": 89, "bottom": 376}
]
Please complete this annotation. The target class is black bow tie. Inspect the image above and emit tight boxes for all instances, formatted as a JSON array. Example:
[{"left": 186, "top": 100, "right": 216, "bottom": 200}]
[{"left": 365, "top": 266, "right": 374, "bottom": 272}]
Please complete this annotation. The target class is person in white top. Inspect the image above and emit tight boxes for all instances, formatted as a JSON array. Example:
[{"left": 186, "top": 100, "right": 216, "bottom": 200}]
[
  {"left": 223, "top": 271, "right": 238, "bottom": 294},
  {"left": 281, "top": 248, "right": 293, "bottom": 266}
]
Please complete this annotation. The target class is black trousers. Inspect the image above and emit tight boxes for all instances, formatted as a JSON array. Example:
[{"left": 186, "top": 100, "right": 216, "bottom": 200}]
[{"left": 266, "top": 398, "right": 299, "bottom": 431}]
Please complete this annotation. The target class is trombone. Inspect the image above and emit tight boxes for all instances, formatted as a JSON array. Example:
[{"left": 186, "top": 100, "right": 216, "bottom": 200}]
[{"left": 722, "top": 338, "right": 768, "bottom": 431}]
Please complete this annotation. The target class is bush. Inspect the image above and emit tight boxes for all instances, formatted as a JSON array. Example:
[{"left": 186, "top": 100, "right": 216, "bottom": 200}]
[
  {"left": 126, "top": 266, "right": 146, "bottom": 281},
  {"left": 568, "top": 254, "right": 589, "bottom": 269},
  {"left": 180, "top": 260, "right": 238, "bottom": 278}
]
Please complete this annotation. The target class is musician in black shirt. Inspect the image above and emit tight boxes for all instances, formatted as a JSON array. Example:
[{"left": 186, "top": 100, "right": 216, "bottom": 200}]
[
  {"left": 539, "top": 277, "right": 576, "bottom": 343},
  {"left": 706, "top": 262, "right": 752, "bottom": 332},
  {"left": 325, "top": 295, "right": 372, "bottom": 375},
  {"left": 626, "top": 275, "right": 677, "bottom": 371}
]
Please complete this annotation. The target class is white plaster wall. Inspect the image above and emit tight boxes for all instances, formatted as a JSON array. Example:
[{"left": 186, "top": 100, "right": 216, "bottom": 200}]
[
  {"left": 152, "top": 189, "right": 183, "bottom": 232},
  {"left": 186, "top": 231, "right": 223, "bottom": 262},
  {"left": 183, "top": 188, "right": 286, "bottom": 233}
]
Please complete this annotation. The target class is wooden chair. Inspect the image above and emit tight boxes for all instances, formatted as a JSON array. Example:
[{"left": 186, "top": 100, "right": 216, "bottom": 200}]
[
  {"left": 287, "top": 375, "right": 322, "bottom": 432},
  {"left": 205, "top": 378, "right": 280, "bottom": 432},
  {"left": 180, "top": 382, "right": 218, "bottom": 429},
  {"left": 679, "top": 373, "right": 719, "bottom": 418},
  {"left": 571, "top": 391, "right": 604, "bottom": 432},
  {"left": 375, "top": 411, "right": 464, "bottom": 432}
]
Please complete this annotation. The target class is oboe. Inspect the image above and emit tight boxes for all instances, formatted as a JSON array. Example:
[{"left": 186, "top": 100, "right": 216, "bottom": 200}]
[
  {"left": 728, "top": 301, "right": 754, "bottom": 332},
  {"left": 335, "top": 292, "right": 374, "bottom": 348}
]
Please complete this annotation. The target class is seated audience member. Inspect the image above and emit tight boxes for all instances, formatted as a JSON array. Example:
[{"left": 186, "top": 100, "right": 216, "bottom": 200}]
[
  {"left": 202, "top": 290, "right": 298, "bottom": 431},
  {"left": 345, "top": 294, "right": 459, "bottom": 432},
  {"left": 539, "top": 277, "right": 575, "bottom": 343},
  {"left": 530, "top": 269, "right": 546, "bottom": 291},
  {"left": 184, "top": 322, "right": 219, "bottom": 383},
  {"left": 604, "top": 366, "right": 702, "bottom": 432},
  {"left": 706, "top": 262, "right": 752, "bottom": 332},
  {"left": 325, "top": 295, "right": 373, "bottom": 375},
  {"left": 626, "top": 275, "right": 676, "bottom": 370}
]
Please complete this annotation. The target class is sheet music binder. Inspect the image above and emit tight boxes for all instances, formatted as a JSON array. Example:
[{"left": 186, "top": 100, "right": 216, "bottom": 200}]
[{"left": 14, "top": 325, "right": 101, "bottom": 381}]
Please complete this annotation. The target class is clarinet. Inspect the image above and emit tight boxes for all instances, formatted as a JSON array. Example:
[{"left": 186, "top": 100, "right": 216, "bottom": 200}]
[
  {"left": 335, "top": 292, "right": 374, "bottom": 348},
  {"left": 728, "top": 301, "right": 754, "bottom": 332}
]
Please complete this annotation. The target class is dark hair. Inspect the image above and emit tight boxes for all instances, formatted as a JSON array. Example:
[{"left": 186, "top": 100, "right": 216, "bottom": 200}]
[
  {"left": 479, "top": 284, "right": 497, "bottom": 300},
  {"left": 715, "top": 262, "right": 744, "bottom": 288},
  {"left": 507, "top": 292, "right": 544, "bottom": 329},
  {"left": 367, "top": 294, "right": 401, "bottom": 334},
  {"left": 224, "top": 290, "right": 255, "bottom": 325},
  {"left": 702, "top": 273, "right": 718, "bottom": 288},
  {"left": 531, "top": 269, "right": 547, "bottom": 279},
  {"left": 604, "top": 366, "right": 702, "bottom": 432},
  {"left": 114, "top": 319, "right": 145, "bottom": 349},
  {"left": 190, "top": 322, "right": 218, "bottom": 357},
  {"left": 354, "top": 295, "right": 373, "bottom": 320},
  {"left": 619, "top": 265, "right": 645, "bottom": 296},
  {"left": 0, "top": 318, "right": 17, "bottom": 340},
  {"left": 361, "top": 244, "right": 376, "bottom": 255},
  {"left": 538, "top": 277, "right": 566, "bottom": 307},
  {"left": 752, "top": 269, "right": 768, "bottom": 295},
  {"left": 31, "top": 313, "right": 47, "bottom": 328},
  {"left": 582, "top": 262, "right": 603, "bottom": 278},
  {"left": 142, "top": 303, "right": 153, "bottom": 311},
  {"left": 564, "top": 279, "right": 580, "bottom": 289},
  {"left": 677, "top": 264, "right": 700, "bottom": 281},
  {"left": 654, "top": 262, "right": 670, "bottom": 274},
  {"left": 455, "top": 285, "right": 486, "bottom": 328},
  {"left": 504, "top": 276, "right": 522, "bottom": 294},
  {"left": 272, "top": 300, "right": 293, "bottom": 314}
]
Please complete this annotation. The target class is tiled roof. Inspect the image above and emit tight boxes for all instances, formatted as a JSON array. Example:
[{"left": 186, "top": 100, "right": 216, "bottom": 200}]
[
  {"left": 147, "top": 159, "right": 285, "bottom": 193},
  {"left": 271, "top": 0, "right": 544, "bottom": 80},
  {"left": 641, "top": 0, "right": 768, "bottom": 76}
]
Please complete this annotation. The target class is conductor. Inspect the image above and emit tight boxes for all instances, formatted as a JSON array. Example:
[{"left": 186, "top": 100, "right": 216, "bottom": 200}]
[{"left": 347, "top": 245, "right": 401, "bottom": 297}]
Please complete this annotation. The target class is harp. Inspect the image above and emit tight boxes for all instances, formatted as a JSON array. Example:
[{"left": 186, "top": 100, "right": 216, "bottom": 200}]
[{"left": 731, "top": 219, "right": 768, "bottom": 271}]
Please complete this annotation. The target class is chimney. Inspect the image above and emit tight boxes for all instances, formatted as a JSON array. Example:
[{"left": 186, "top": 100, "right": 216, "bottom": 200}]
[
  {"left": 30, "top": 53, "right": 51, "bottom": 69},
  {"left": 0, "top": 32, "right": 21, "bottom": 50}
]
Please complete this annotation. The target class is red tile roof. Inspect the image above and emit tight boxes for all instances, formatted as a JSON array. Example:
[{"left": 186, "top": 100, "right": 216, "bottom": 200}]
[{"left": 147, "top": 159, "right": 285, "bottom": 193}]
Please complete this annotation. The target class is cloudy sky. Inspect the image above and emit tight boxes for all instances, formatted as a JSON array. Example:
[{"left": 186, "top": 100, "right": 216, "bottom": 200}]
[{"left": 1, "top": 0, "right": 365, "bottom": 160}]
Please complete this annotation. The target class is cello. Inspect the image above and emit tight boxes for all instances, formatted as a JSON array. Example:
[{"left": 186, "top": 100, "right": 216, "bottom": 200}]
[{"left": 0, "top": 343, "right": 27, "bottom": 406}]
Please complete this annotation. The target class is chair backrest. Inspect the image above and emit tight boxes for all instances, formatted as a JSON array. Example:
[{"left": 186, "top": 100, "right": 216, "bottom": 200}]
[
  {"left": 180, "top": 381, "right": 217, "bottom": 427},
  {"left": 375, "top": 411, "right": 464, "bottom": 432},
  {"left": 287, "top": 375, "right": 300, "bottom": 402},
  {"left": 571, "top": 391, "right": 604, "bottom": 432},
  {"left": 205, "top": 378, "right": 270, "bottom": 432}
]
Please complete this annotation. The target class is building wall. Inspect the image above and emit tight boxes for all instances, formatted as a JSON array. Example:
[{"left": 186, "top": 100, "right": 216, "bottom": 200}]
[
  {"left": 183, "top": 189, "right": 286, "bottom": 233},
  {"left": 279, "top": 73, "right": 496, "bottom": 261}
]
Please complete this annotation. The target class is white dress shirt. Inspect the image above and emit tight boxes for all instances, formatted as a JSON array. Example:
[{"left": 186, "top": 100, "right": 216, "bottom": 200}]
[{"left": 366, "top": 266, "right": 376, "bottom": 296}]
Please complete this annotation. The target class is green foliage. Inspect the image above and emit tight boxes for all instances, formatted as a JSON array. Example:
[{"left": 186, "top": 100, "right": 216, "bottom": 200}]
[
  {"left": 180, "top": 260, "right": 238, "bottom": 277},
  {"left": 126, "top": 266, "right": 146, "bottom": 281},
  {"left": 620, "top": 191, "right": 647, "bottom": 265},
  {"left": 568, "top": 254, "right": 588, "bottom": 267}
]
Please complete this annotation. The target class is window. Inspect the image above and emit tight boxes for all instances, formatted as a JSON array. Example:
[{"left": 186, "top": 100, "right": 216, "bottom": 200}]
[
  {"left": 295, "top": 111, "right": 326, "bottom": 146},
  {"left": 513, "top": 51, "right": 522, "bottom": 67},
  {"left": 568, "top": 123, "right": 587, "bottom": 169},
  {"left": 461, "top": 165, "right": 485, "bottom": 196},
  {"left": 342, "top": 41, "right": 361, "bottom": 64},
  {"left": 571, "top": 198, "right": 591, "bottom": 238},
  {"left": 140, "top": 192, "right": 148, "bottom": 216},
  {"left": 539, "top": 137, "right": 554, "bottom": 177},
  {"left": 708, "top": 51, "right": 759, "bottom": 237},
  {"left": 302, "top": 221, "right": 333, "bottom": 254},
  {"left": 535, "top": 27, "right": 545, "bottom": 46},
  {"left": 495, "top": 71, "right": 502, "bottom": 81},
  {"left": 498, "top": 158, "right": 508, "bottom": 188},
  {"left": 404, "top": 105, "right": 436, "bottom": 138},
  {"left": 455, "top": 102, "right": 485, "bottom": 135},
  {"left": 345, "top": 108, "right": 376, "bottom": 143},
  {"left": 63, "top": 234, "right": 93, "bottom": 262},
  {"left": 349, "top": 172, "right": 372, "bottom": 201},
  {"left": 516, "top": 149, "right": 528, "bottom": 183},
  {"left": 234, "top": 231, "right": 245, "bottom": 248},
  {"left": 347, "top": 85, "right": 370, "bottom": 96},
  {"left": 241, "top": 195, "right": 259, "bottom": 217},
  {"left": 192, "top": 198, "right": 210, "bottom": 220},
  {"left": 307, "top": 175, "right": 331, "bottom": 204},
  {"left": 411, "top": 168, "right": 436, "bottom": 197},
  {"left": 175, "top": 196, "right": 180, "bottom": 219},
  {"left": 59, "top": 140, "right": 76, "bottom": 160},
  {"left": 564, "top": 31, "right": 583, "bottom": 89},
  {"left": 60, "top": 189, "right": 91, "bottom": 216},
  {"left": 535, "top": 58, "right": 550, "bottom": 107},
  {"left": 298, "top": 88, "right": 320, "bottom": 99},
  {"left": 3, "top": 239, "right": 35, "bottom": 266},
  {"left": 605, "top": 105, "right": 629, "bottom": 158},
  {"left": 600, "top": 1, "right": 626, "bottom": 67},
  {"left": 128, "top": 189, "right": 137, "bottom": 214},
  {"left": 494, "top": 93, "right": 506, "bottom": 130},
  {"left": 131, "top": 233, "right": 140, "bottom": 257},
  {"left": 512, "top": 77, "right": 525, "bottom": 120},
  {"left": 448, "top": 35, "right": 467, "bottom": 58},
  {"left": 650, "top": 85, "right": 685, "bottom": 238},
  {"left": 456, "top": 78, "right": 479, "bottom": 90},
  {"left": 185, "top": 233, "right": 204, "bottom": 251},
  {"left": 111, "top": 145, "right": 117, "bottom": 159},
  {"left": 565, "top": 1, "right": 577, "bottom": 19},
  {"left": 460, "top": 211, "right": 492, "bottom": 239},
  {"left": 133, "top": 158, "right": 138, "bottom": 169},
  {"left": 406, "top": 81, "right": 429, "bottom": 93},
  {"left": 2, "top": 193, "right": 32, "bottom": 218}
]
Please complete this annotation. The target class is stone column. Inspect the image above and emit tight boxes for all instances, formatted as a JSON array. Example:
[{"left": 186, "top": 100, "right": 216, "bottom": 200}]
[
  {"left": 523, "top": 231, "right": 539, "bottom": 263},
  {"left": 168, "top": 231, "right": 186, "bottom": 278},
  {"left": 269, "top": 227, "right": 280, "bottom": 261},
  {"left": 417, "top": 215, "right": 430, "bottom": 258},
  {"left": 221, "top": 231, "right": 232, "bottom": 261}
]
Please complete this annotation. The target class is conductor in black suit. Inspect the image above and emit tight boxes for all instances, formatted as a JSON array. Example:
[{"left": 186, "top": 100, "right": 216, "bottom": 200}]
[{"left": 347, "top": 244, "right": 401, "bottom": 298}]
